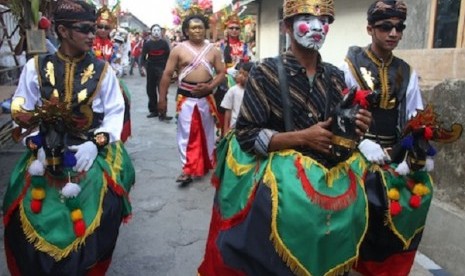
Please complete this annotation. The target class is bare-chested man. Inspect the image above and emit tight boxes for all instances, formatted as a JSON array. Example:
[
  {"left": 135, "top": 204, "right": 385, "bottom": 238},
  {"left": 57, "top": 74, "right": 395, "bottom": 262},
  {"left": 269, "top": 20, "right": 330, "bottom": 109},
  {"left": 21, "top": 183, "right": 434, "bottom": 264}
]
[{"left": 159, "top": 14, "right": 225, "bottom": 186}]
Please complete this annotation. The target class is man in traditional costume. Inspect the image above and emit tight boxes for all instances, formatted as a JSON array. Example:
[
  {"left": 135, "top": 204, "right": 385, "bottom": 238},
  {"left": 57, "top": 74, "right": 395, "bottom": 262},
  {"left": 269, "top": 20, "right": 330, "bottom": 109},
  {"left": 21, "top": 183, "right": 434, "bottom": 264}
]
[
  {"left": 339, "top": 1, "right": 427, "bottom": 275},
  {"left": 215, "top": 14, "right": 250, "bottom": 128},
  {"left": 129, "top": 32, "right": 145, "bottom": 76},
  {"left": 3, "top": 1, "right": 135, "bottom": 275},
  {"left": 92, "top": 5, "right": 131, "bottom": 142},
  {"left": 142, "top": 24, "right": 172, "bottom": 120},
  {"left": 198, "top": 0, "right": 373, "bottom": 275},
  {"left": 222, "top": 14, "right": 249, "bottom": 69},
  {"left": 158, "top": 14, "right": 225, "bottom": 186},
  {"left": 93, "top": 5, "right": 116, "bottom": 62}
]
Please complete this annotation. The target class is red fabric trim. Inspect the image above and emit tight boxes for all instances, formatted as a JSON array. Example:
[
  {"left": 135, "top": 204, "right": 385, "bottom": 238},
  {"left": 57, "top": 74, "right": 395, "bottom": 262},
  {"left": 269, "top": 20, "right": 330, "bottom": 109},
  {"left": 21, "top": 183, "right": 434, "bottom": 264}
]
[
  {"left": 3, "top": 174, "right": 31, "bottom": 226},
  {"left": 122, "top": 214, "right": 132, "bottom": 224},
  {"left": 220, "top": 184, "right": 257, "bottom": 230},
  {"left": 354, "top": 250, "right": 417, "bottom": 276},
  {"left": 211, "top": 148, "right": 217, "bottom": 171},
  {"left": 179, "top": 81, "right": 197, "bottom": 91},
  {"left": 4, "top": 240, "right": 21, "bottom": 276},
  {"left": 184, "top": 105, "right": 213, "bottom": 177},
  {"left": 121, "top": 120, "right": 131, "bottom": 143},
  {"left": 86, "top": 257, "right": 113, "bottom": 276},
  {"left": 205, "top": 94, "right": 222, "bottom": 130},
  {"left": 198, "top": 206, "right": 246, "bottom": 276},
  {"left": 211, "top": 174, "right": 220, "bottom": 189},
  {"left": 176, "top": 95, "right": 188, "bottom": 113},
  {"left": 104, "top": 172, "right": 128, "bottom": 197},
  {"left": 295, "top": 156, "right": 357, "bottom": 211},
  {"left": 216, "top": 111, "right": 224, "bottom": 135},
  {"left": 104, "top": 171, "right": 132, "bottom": 222}
]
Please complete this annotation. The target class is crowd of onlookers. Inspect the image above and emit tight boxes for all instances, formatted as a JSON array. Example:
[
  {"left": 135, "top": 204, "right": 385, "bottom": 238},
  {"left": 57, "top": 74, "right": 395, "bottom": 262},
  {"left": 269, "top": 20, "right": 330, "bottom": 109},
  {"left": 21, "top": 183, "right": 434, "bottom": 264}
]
[{"left": 126, "top": 26, "right": 256, "bottom": 78}]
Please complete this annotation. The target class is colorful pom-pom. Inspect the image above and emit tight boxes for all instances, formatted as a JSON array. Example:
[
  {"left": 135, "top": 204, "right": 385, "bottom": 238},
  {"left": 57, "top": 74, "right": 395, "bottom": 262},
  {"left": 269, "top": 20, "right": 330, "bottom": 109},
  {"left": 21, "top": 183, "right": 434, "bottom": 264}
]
[
  {"left": 424, "top": 127, "right": 433, "bottom": 140},
  {"left": 426, "top": 146, "right": 437, "bottom": 157},
  {"left": 74, "top": 220, "right": 86, "bottom": 237},
  {"left": 31, "top": 134, "right": 43, "bottom": 148},
  {"left": 31, "top": 199, "right": 42, "bottom": 213},
  {"left": 409, "top": 195, "right": 422, "bottom": 208},
  {"left": 395, "top": 160, "right": 410, "bottom": 175},
  {"left": 412, "top": 183, "right": 425, "bottom": 196},
  {"left": 28, "top": 159, "right": 45, "bottom": 176},
  {"left": 387, "top": 188, "right": 400, "bottom": 200},
  {"left": 71, "top": 209, "right": 83, "bottom": 222},
  {"left": 61, "top": 182, "right": 81, "bottom": 198},
  {"left": 390, "top": 201, "right": 402, "bottom": 216},
  {"left": 63, "top": 151, "right": 77, "bottom": 168},
  {"left": 38, "top": 17, "right": 52, "bottom": 30},
  {"left": 401, "top": 135, "right": 414, "bottom": 150},
  {"left": 31, "top": 188, "right": 46, "bottom": 200}
]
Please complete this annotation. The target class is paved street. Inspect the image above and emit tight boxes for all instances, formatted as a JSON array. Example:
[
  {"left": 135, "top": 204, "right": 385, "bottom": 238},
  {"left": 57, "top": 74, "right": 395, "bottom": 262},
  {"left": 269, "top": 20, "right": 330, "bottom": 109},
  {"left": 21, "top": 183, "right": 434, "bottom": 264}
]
[{"left": 0, "top": 74, "right": 435, "bottom": 275}]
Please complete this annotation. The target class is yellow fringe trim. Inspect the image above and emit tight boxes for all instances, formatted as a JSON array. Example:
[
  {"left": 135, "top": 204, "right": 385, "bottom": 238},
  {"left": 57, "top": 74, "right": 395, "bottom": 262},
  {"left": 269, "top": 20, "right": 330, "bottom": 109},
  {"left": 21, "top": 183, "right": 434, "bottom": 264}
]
[
  {"left": 19, "top": 176, "right": 108, "bottom": 261},
  {"left": 265, "top": 153, "right": 310, "bottom": 275},
  {"left": 104, "top": 142, "right": 124, "bottom": 180},
  {"left": 226, "top": 140, "right": 254, "bottom": 176},
  {"left": 273, "top": 150, "right": 367, "bottom": 189}
]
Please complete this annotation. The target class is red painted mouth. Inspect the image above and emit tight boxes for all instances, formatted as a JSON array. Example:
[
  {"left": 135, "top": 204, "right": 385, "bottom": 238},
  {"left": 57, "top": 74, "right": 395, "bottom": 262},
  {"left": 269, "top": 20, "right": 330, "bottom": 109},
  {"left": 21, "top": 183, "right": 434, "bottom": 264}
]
[{"left": 312, "top": 34, "right": 322, "bottom": 42}]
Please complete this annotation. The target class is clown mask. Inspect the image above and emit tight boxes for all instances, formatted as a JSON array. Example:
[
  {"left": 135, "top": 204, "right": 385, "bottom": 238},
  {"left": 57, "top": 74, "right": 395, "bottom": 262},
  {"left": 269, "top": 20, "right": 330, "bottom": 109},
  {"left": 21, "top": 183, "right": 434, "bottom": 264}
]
[
  {"left": 293, "top": 15, "right": 330, "bottom": 50},
  {"left": 152, "top": 26, "right": 162, "bottom": 39}
]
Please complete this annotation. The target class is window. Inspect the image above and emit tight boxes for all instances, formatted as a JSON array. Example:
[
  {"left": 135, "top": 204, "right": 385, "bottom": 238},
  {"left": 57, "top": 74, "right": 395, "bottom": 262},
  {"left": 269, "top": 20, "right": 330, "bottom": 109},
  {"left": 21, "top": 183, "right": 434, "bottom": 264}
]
[{"left": 430, "top": 0, "right": 465, "bottom": 48}]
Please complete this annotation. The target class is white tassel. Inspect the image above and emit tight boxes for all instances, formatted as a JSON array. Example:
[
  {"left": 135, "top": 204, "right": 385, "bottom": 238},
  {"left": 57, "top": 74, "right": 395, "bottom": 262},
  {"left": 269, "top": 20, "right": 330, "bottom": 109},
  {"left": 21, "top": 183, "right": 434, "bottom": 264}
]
[
  {"left": 61, "top": 182, "right": 81, "bottom": 198},
  {"left": 28, "top": 159, "right": 45, "bottom": 176},
  {"left": 425, "top": 157, "right": 434, "bottom": 172},
  {"left": 37, "top": 148, "right": 47, "bottom": 166},
  {"left": 395, "top": 160, "right": 410, "bottom": 175}
]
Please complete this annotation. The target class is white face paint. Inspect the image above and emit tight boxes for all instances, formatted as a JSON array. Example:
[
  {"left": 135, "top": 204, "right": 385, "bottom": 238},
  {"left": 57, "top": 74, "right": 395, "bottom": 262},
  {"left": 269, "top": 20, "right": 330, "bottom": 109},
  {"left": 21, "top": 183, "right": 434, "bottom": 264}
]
[
  {"left": 151, "top": 26, "right": 162, "bottom": 39},
  {"left": 293, "top": 15, "right": 330, "bottom": 50}
]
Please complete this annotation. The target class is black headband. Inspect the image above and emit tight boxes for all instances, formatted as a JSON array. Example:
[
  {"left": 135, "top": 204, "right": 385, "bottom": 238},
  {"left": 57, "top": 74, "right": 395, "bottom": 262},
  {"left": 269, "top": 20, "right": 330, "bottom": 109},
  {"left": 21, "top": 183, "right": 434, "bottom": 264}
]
[
  {"left": 54, "top": 0, "right": 96, "bottom": 25},
  {"left": 367, "top": 0, "right": 407, "bottom": 24}
]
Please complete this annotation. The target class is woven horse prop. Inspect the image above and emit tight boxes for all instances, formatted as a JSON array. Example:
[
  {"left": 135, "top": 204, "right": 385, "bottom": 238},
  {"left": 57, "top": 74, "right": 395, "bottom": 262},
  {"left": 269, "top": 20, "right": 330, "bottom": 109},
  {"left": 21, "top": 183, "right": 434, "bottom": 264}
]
[
  {"left": 389, "top": 104, "right": 463, "bottom": 175},
  {"left": 330, "top": 86, "right": 380, "bottom": 162},
  {"left": 12, "top": 98, "right": 93, "bottom": 178}
]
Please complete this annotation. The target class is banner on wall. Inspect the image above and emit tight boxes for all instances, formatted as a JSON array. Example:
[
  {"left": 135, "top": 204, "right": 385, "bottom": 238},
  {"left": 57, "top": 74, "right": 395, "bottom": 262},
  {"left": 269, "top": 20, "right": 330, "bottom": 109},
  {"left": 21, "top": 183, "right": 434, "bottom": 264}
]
[{"left": 213, "top": 0, "right": 232, "bottom": 13}]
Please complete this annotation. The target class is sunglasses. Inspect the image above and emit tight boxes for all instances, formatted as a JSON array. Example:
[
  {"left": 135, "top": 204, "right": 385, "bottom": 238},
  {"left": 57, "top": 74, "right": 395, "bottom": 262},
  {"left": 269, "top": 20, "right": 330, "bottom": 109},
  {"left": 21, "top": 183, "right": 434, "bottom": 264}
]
[
  {"left": 71, "top": 24, "right": 96, "bottom": 34},
  {"left": 228, "top": 27, "right": 240, "bottom": 30},
  {"left": 373, "top": 22, "right": 406, "bottom": 33},
  {"left": 97, "top": 24, "right": 112, "bottom": 30}
]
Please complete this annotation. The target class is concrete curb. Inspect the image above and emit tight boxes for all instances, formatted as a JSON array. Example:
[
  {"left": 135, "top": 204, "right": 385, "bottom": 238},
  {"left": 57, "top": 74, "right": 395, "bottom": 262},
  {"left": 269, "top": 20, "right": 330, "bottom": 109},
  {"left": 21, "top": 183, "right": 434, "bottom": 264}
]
[
  {"left": 420, "top": 200, "right": 465, "bottom": 275},
  {"left": 416, "top": 252, "right": 449, "bottom": 276}
]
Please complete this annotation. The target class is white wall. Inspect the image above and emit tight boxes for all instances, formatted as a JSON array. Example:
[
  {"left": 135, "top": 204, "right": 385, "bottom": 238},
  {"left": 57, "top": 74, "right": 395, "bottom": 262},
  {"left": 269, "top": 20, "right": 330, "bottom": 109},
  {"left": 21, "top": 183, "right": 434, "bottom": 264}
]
[
  {"left": 256, "top": 1, "right": 281, "bottom": 59},
  {"left": 256, "top": 0, "right": 372, "bottom": 63},
  {"left": 320, "top": 0, "right": 372, "bottom": 65}
]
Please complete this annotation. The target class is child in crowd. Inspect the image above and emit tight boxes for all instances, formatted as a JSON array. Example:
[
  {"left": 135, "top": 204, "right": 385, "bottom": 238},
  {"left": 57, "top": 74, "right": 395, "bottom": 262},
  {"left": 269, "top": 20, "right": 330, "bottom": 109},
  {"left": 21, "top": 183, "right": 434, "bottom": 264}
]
[{"left": 220, "top": 62, "right": 253, "bottom": 135}]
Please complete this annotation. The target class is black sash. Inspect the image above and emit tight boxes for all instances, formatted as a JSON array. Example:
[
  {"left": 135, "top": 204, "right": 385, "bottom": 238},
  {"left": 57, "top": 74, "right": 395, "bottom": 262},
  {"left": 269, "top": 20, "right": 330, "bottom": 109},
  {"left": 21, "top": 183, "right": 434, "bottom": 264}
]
[{"left": 277, "top": 56, "right": 294, "bottom": 132}]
